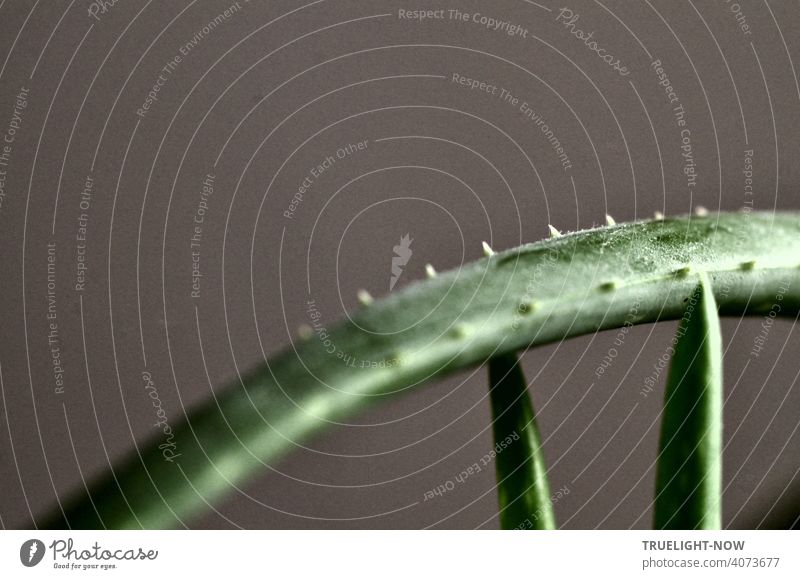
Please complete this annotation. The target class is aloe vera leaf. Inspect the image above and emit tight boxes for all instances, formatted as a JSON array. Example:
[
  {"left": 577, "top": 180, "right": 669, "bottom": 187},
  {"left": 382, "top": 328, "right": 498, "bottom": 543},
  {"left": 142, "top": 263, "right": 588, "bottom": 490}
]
[
  {"left": 44, "top": 211, "right": 800, "bottom": 529},
  {"left": 654, "top": 272, "right": 723, "bottom": 529},
  {"left": 488, "top": 353, "right": 554, "bottom": 530}
]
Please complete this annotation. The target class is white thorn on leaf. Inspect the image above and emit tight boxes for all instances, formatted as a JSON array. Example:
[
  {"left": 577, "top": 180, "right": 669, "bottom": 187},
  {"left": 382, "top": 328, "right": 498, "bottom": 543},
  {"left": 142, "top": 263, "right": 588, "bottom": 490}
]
[
  {"left": 357, "top": 289, "right": 373, "bottom": 306},
  {"left": 482, "top": 241, "right": 495, "bottom": 257},
  {"left": 425, "top": 263, "right": 437, "bottom": 278},
  {"left": 548, "top": 224, "right": 562, "bottom": 238},
  {"left": 605, "top": 214, "right": 616, "bottom": 226}
]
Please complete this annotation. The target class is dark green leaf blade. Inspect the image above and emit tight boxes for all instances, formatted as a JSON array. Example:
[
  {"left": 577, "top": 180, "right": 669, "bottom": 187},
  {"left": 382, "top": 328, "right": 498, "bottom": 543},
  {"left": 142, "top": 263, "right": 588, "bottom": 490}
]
[
  {"left": 654, "top": 273, "right": 723, "bottom": 529},
  {"left": 488, "top": 353, "right": 555, "bottom": 530}
]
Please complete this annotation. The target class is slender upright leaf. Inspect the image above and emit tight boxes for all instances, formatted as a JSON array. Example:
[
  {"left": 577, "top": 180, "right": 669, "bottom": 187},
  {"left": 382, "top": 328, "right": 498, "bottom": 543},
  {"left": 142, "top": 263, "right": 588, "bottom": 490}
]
[
  {"left": 654, "top": 273, "right": 723, "bottom": 529},
  {"left": 488, "top": 353, "right": 555, "bottom": 529}
]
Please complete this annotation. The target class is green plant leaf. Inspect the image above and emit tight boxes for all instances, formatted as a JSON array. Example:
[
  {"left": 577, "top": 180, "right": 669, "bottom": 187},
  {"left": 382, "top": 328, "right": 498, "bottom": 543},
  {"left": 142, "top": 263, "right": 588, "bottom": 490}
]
[
  {"left": 42, "top": 211, "right": 800, "bottom": 529},
  {"left": 488, "top": 353, "right": 554, "bottom": 530},
  {"left": 654, "top": 272, "right": 723, "bottom": 529}
]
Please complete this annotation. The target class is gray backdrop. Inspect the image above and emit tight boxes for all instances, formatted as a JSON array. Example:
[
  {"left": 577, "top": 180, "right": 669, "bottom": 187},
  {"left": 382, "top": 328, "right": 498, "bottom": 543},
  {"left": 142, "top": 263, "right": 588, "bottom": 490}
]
[{"left": 0, "top": 0, "right": 799, "bottom": 529}]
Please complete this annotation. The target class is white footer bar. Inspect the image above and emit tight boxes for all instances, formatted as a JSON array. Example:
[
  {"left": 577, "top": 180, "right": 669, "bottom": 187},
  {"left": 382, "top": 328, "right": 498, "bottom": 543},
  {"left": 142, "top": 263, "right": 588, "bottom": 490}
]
[{"left": 1, "top": 530, "right": 798, "bottom": 578}]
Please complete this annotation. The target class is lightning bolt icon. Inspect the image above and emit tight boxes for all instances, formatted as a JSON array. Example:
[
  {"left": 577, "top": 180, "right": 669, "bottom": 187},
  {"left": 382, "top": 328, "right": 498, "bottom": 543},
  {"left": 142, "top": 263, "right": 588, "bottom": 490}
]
[{"left": 389, "top": 234, "right": 413, "bottom": 291}]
